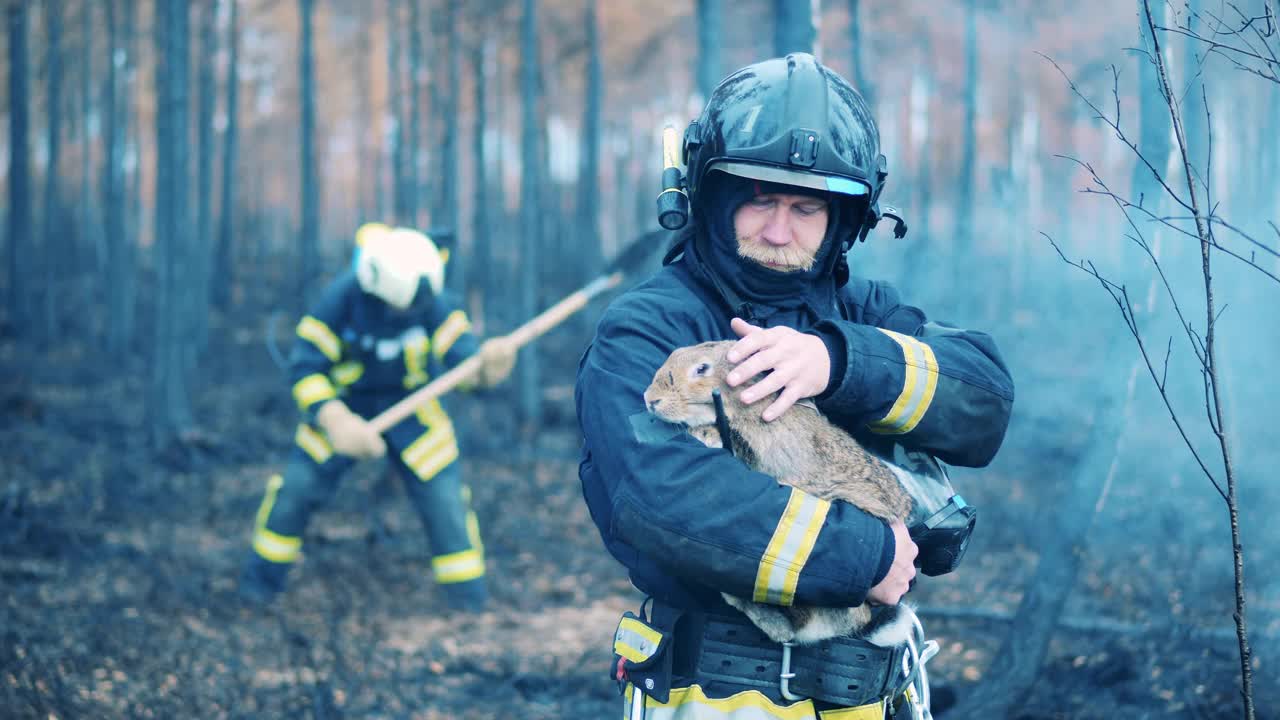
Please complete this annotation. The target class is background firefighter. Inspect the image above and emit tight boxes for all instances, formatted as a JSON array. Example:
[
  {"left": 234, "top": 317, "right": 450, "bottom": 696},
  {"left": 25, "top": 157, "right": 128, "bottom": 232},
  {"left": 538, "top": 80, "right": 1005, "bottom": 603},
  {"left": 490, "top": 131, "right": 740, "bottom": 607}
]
[{"left": 238, "top": 223, "right": 517, "bottom": 612}]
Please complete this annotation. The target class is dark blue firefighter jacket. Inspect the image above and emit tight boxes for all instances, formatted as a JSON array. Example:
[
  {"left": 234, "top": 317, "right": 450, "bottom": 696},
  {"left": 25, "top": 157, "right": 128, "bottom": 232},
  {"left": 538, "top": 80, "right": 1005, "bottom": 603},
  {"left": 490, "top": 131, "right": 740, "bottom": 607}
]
[
  {"left": 575, "top": 244, "right": 1014, "bottom": 612},
  {"left": 287, "top": 270, "right": 481, "bottom": 418}
]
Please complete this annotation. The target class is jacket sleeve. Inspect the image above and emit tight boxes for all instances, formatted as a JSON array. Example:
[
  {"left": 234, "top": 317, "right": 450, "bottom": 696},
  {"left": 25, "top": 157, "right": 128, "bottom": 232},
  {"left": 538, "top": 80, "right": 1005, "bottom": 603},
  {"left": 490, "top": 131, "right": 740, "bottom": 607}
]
[
  {"left": 576, "top": 294, "right": 896, "bottom": 607},
  {"left": 810, "top": 280, "right": 1014, "bottom": 468},
  {"left": 287, "top": 277, "right": 351, "bottom": 418}
]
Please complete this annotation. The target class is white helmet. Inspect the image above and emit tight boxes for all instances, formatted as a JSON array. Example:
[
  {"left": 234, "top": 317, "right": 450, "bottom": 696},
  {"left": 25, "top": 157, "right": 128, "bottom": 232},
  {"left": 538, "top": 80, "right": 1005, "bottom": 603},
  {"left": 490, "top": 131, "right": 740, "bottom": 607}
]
[{"left": 353, "top": 223, "right": 446, "bottom": 310}]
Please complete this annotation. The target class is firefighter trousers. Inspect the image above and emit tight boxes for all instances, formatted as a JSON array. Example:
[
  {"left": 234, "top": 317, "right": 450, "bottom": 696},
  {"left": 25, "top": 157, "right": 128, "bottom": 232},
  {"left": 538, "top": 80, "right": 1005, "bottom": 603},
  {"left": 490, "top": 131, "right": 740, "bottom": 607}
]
[{"left": 240, "top": 402, "right": 486, "bottom": 609}]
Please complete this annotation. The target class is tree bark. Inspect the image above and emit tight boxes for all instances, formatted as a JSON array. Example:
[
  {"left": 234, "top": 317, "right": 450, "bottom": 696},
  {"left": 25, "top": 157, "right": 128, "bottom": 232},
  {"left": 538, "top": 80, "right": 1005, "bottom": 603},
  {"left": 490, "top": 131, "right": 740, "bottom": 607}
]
[
  {"left": 695, "top": 0, "right": 722, "bottom": 101},
  {"left": 193, "top": 0, "right": 217, "bottom": 353},
  {"left": 298, "top": 0, "right": 319, "bottom": 307},
  {"left": 6, "top": 0, "right": 32, "bottom": 338},
  {"left": 578, "top": 0, "right": 603, "bottom": 288},
  {"left": 214, "top": 0, "right": 239, "bottom": 309},
  {"left": 470, "top": 34, "right": 490, "bottom": 326},
  {"left": 81, "top": 0, "right": 103, "bottom": 279},
  {"left": 387, "top": 0, "right": 406, "bottom": 224},
  {"left": 847, "top": 0, "right": 872, "bottom": 105},
  {"left": 955, "top": 0, "right": 978, "bottom": 256},
  {"left": 405, "top": 0, "right": 422, "bottom": 227},
  {"left": 774, "top": 0, "right": 816, "bottom": 56},
  {"left": 150, "top": 0, "right": 194, "bottom": 447},
  {"left": 42, "top": 0, "right": 64, "bottom": 344},
  {"left": 518, "top": 0, "right": 543, "bottom": 437},
  {"left": 441, "top": 0, "right": 461, "bottom": 293}
]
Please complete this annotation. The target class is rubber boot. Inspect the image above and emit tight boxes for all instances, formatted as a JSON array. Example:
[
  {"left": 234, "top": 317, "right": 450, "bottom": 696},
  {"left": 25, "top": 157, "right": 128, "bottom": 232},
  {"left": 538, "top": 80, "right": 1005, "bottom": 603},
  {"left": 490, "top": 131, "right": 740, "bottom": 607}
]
[
  {"left": 441, "top": 576, "right": 488, "bottom": 612},
  {"left": 238, "top": 554, "right": 291, "bottom": 605}
]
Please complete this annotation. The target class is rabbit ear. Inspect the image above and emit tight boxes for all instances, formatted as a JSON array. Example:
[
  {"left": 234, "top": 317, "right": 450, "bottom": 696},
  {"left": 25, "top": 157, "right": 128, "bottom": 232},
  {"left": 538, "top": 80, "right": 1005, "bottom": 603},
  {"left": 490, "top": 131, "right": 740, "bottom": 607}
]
[{"left": 796, "top": 399, "right": 819, "bottom": 412}]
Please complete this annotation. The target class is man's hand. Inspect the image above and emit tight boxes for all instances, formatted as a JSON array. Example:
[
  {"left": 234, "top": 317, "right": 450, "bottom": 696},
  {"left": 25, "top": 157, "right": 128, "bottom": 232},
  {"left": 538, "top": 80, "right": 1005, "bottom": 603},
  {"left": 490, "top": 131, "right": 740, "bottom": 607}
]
[
  {"left": 866, "top": 519, "right": 918, "bottom": 606},
  {"left": 725, "top": 317, "right": 831, "bottom": 422},
  {"left": 316, "top": 400, "right": 387, "bottom": 459},
  {"left": 476, "top": 336, "right": 517, "bottom": 388}
]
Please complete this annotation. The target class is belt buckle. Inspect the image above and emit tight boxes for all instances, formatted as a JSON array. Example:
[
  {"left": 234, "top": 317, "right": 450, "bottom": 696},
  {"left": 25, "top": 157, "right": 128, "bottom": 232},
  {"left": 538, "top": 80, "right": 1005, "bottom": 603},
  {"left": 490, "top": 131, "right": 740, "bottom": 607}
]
[{"left": 778, "top": 641, "right": 804, "bottom": 701}]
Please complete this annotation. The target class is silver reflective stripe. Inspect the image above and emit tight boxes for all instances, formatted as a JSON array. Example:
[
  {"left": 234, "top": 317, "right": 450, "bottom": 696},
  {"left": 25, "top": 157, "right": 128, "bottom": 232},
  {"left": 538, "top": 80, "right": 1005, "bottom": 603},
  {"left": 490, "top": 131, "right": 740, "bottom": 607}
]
[
  {"left": 753, "top": 489, "right": 831, "bottom": 606},
  {"left": 614, "top": 624, "right": 660, "bottom": 663}
]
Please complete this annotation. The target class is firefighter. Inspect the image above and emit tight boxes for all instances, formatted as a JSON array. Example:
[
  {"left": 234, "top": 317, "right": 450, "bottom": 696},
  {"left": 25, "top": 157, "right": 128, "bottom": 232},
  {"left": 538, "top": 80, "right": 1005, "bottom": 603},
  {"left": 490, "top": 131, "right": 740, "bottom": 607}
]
[
  {"left": 575, "top": 54, "right": 1014, "bottom": 718},
  {"left": 238, "top": 223, "right": 516, "bottom": 612}
]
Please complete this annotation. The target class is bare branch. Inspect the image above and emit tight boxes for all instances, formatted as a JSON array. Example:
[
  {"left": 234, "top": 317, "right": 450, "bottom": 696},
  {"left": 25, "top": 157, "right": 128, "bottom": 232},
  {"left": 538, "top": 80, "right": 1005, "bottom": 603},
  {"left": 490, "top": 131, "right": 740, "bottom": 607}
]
[
  {"left": 1057, "top": 154, "right": 1209, "bottom": 366},
  {"left": 1042, "top": 232, "right": 1224, "bottom": 496},
  {"left": 1038, "top": 53, "right": 1195, "bottom": 213},
  {"left": 1161, "top": 336, "right": 1172, "bottom": 391}
]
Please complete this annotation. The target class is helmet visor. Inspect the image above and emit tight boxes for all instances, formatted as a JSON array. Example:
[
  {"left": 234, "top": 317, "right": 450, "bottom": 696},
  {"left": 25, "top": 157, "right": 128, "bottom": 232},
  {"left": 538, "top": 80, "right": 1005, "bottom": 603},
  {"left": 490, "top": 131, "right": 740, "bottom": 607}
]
[{"left": 708, "top": 160, "right": 871, "bottom": 199}]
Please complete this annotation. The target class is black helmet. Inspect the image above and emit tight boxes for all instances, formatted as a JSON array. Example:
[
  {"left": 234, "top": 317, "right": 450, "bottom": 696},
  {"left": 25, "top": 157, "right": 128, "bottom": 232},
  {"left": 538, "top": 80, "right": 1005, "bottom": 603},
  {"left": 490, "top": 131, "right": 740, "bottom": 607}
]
[{"left": 682, "top": 53, "right": 891, "bottom": 243}]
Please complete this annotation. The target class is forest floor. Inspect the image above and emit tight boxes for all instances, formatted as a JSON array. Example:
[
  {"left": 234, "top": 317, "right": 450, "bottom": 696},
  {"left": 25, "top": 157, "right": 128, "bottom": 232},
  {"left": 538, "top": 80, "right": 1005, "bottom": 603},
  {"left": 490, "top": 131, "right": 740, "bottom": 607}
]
[{"left": 1, "top": 315, "right": 1276, "bottom": 720}]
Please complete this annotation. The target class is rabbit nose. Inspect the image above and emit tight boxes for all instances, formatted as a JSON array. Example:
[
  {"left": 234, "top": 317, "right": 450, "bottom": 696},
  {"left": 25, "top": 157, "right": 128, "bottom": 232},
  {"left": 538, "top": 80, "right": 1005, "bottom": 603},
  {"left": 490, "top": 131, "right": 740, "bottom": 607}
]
[{"left": 647, "top": 398, "right": 661, "bottom": 411}]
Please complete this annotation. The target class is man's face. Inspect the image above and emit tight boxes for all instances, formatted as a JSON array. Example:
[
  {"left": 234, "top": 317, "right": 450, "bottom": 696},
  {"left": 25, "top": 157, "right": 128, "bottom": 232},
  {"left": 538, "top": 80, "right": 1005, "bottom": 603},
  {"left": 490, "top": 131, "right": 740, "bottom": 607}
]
[{"left": 732, "top": 192, "right": 829, "bottom": 272}]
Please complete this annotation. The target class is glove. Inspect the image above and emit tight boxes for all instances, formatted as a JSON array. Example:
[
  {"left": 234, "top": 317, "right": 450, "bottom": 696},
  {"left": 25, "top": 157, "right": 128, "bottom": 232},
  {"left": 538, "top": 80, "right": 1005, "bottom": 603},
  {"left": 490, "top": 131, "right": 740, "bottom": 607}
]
[
  {"left": 475, "top": 337, "right": 517, "bottom": 388},
  {"left": 315, "top": 400, "right": 386, "bottom": 459}
]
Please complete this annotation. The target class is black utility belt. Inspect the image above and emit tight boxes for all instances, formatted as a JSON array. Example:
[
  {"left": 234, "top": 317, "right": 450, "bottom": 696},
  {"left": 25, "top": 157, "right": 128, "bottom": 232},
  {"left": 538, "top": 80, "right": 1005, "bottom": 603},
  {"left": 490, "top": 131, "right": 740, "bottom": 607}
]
[{"left": 692, "top": 611, "right": 906, "bottom": 708}]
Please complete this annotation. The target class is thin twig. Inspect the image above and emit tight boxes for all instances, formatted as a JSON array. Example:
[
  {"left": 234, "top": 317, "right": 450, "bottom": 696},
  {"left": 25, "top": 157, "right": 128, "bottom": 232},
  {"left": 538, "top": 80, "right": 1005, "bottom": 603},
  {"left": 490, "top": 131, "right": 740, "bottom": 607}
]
[{"left": 1043, "top": 233, "right": 1225, "bottom": 498}]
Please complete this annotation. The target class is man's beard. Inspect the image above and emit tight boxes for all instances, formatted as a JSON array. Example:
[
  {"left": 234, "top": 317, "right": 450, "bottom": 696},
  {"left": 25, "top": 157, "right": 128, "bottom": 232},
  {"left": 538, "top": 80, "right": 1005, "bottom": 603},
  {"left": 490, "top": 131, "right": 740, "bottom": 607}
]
[{"left": 736, "top": 236, "right": 818, "bottom": 272}]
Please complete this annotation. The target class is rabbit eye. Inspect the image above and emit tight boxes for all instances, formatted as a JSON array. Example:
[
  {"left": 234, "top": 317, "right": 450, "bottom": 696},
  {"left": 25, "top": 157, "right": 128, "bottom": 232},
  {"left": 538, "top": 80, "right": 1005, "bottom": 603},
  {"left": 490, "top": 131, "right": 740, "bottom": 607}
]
[{"left": 693, "top": 362, "right": 712, "bottom": 377}]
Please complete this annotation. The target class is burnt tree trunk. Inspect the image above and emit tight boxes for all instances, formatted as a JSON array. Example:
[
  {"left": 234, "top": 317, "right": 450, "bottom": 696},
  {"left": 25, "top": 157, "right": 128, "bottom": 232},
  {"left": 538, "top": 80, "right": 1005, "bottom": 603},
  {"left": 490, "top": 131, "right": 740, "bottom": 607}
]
[
  {"left": 192, "top": 0, "right": 217, "bottom": 353},
  {"left": 441, "top": 0, "right": 461, "bottom": 293},
  {"left": 578, "top": 0, "right": 603, "bottom": 288},
  {"left": 150, "top": 0, "right": 195, "bottom": 447},
  {"left": 470, "top": 33, "right": 491, "bottom": 327},
  {"left": 696, "top": 0, "right": 722, "bottom": 101},
  {"left": 774, "top": 0, "right": 815, "bottom": 56},
  {"left": 387, "top": 0, "right": 407, "bottom": 224},
  {"left": 405, "top": 0, "right": 422, "bottom": 227},
  {"left": 6, "top": 0, "right": 32, "bottom": 338},
  {"left": 42, "top": 0, "right": 64, "bottom": 344},
  {"left": 105, "top": 0, "right": 138, "bottom": 352},
  {"left": 81, "top": 1, "right": 102, "bottom": 279},
  {"left": 848, "top": 0, "right": 873, "bottom": 104},
  {"left": 298, "top": 0, "right": 319, "bottom": 306},
  {"left": 518, "top": 0, "right": 543, "bottom": 438},
  {"left": 214, "top": 0, "right": 239, "bottom": 309},
  {"left": 955, "top": 0, "right": 978, "bottom": 256}
]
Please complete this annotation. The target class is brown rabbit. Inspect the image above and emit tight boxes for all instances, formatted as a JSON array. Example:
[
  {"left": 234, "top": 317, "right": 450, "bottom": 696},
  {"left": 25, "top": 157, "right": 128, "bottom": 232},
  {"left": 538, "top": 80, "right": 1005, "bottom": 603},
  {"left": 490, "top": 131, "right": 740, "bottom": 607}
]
[{"left": 644, "top": 340, "right": 914, "bottom": 646}]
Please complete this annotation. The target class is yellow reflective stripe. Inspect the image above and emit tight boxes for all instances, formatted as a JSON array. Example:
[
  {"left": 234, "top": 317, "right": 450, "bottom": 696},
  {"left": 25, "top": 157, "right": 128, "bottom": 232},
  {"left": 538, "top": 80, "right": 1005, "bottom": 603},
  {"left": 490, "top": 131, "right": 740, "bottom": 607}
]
[
  {"left": 414, "top": 398, "right": 452, "bottom": 428},
  {"left": 818, "top": 701, "right": 888, "bottom": 719},
  {"left": 402, "top": 425, "right": 459, "bottom": 481},
  {"left": 295, "top": 423, "right": 333, "bottom": 464},
  {"left": 403, "top": 333, "right": 430, "bottom": 389},
  {"left": 252, "top": 475, "right": 302, "bottom": 563},
  {"left": 330, "top": 361, "right": 364, "bottom": 387},
  {"left": 254, "top": 473, "right": 284, "bottom": 529},
  {"left": 297, "top": 315, "right": 342, "bottom": 362},
  {"left": 752, "top": 488, "right": 831, "bottom": 606},
  {"left": 628, "top": 683, "right": 834, "bottom": 719},
  {"left": 431, "top": 310, "right": 471, "bottom": 360},
  {"left": 413, "top": 442, "right": 459, "bottom": 481},
  {"left": 431, "top": 547, "right": 485, "bottom": 584},
  {"left": 868, "top": 329, "right": 939, "bottom": 435},
  {"left": 253, "top": 527, "right": 302, "bottom": 563},
  {"left": 614, "top": 617, "right": 664, "bottom": 663},
  {"left": 402, "top": 424, "right": 456, "bottom": 466},
  {"left": 292, "top": 373, "right": 337, "bottom": 410}
]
